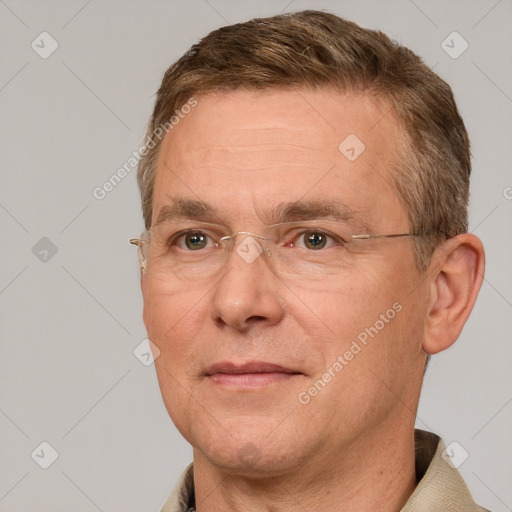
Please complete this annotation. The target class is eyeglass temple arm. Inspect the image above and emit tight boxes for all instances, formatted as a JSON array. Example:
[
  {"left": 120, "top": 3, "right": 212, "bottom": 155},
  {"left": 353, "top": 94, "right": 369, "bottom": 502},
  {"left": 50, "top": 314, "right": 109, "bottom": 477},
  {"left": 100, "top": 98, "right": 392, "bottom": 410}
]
[
  {"left": 351, "top": 233, "right": 418, "bottom": 240},
  {"left": 129, "top": 238, "right": 147, "bottom": 247}
]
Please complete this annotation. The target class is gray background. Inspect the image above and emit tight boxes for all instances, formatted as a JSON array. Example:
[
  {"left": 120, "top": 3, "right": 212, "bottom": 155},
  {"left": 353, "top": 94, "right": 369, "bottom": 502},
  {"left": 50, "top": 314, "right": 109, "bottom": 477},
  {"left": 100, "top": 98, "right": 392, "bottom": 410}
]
[{"left": 0, "top": 0, "right": 511, "bottom": 511}]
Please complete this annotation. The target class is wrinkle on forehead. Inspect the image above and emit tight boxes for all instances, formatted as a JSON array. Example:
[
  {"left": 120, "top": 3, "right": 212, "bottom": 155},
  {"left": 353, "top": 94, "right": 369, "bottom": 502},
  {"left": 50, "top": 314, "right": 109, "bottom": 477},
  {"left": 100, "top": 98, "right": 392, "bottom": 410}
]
[
  {"left": 172, "top": 145, "right": 333, "bottom": 175},
  {"left": 161, "top": 119, "right": 336, "bottom": 175}
]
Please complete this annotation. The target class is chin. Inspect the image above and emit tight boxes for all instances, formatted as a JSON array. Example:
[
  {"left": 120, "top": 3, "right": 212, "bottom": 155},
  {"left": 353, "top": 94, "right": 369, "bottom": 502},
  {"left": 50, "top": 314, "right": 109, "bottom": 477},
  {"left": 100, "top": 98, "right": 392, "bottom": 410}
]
[
  {"left": 191, "top": 415, "right": 312, "bottom": 478},
  {"left": 202, "top": 443, "right": 300, "bottom": 478}
]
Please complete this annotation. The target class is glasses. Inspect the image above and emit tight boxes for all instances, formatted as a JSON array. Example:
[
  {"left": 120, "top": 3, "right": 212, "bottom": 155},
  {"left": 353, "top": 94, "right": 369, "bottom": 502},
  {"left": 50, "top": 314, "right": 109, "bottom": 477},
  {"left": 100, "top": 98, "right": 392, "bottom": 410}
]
[{"left": 129, "top": 219, "right": 425, "bottom": 280}]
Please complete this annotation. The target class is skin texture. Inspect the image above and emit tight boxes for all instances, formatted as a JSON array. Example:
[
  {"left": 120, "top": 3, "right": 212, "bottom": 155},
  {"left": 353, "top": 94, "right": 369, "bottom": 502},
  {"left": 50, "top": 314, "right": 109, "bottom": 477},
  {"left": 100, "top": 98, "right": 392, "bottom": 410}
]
[{"left": 141, "top": 88, "right": 485, "bottom": 511}]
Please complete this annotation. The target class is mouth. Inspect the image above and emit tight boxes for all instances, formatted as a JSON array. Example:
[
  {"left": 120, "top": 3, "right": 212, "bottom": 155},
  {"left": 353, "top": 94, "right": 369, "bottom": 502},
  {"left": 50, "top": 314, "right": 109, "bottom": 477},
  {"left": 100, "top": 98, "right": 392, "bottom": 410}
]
[{"left": 205, "top": 361, "right": 303, "bottom": 389}]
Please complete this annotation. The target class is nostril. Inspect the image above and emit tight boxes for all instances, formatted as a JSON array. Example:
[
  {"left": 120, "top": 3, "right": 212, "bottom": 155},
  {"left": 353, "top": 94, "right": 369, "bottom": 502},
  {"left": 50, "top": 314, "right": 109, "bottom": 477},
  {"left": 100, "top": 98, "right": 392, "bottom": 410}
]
[
  {"left": 247, "top": 315, "right": 266, "bottom": 323},
  {"left": 213, "top": 314, "right": 268, "bottom": 330}
]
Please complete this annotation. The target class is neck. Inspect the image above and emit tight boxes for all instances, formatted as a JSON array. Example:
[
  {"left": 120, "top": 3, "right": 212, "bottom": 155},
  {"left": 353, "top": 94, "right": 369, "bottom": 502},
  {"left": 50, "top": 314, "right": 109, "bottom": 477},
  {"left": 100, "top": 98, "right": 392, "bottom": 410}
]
[{"left": 192, "top": 420, "right": 417, "bottom": 512}]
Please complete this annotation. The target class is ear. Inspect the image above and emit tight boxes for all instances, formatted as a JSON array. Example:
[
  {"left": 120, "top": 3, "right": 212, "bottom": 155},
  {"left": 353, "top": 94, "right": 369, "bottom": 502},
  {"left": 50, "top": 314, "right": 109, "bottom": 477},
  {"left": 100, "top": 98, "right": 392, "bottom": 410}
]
[{"left": 422, "top": 233, "right": 485, "bottom": 355}]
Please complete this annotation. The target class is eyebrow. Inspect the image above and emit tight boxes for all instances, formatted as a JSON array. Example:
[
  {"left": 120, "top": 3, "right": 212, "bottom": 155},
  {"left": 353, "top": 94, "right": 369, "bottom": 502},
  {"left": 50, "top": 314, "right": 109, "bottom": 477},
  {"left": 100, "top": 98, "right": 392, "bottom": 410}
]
[
  {"left": 269, "top": 200, "right": 355, "bottom": 224},
  {"left": 154, "top": 197, "right": 369, "bottom": 230},
  {"left": 154, "top": 197, "right": 217, "bottom": 226}
]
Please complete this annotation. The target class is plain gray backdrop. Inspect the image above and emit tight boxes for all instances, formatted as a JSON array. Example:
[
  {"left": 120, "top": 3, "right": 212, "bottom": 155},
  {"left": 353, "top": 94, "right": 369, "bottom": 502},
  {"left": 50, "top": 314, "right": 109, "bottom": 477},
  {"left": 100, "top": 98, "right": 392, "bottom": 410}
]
[{"left": 1, "top": 1, "right": 511, "bottom": 511}]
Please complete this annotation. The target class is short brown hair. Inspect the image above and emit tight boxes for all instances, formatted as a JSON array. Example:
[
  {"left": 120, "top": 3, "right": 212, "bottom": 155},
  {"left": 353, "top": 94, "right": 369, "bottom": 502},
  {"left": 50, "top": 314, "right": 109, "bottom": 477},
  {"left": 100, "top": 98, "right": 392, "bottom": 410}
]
[{"left": 137, "top": 10, "right": 471, "bottom": 270}]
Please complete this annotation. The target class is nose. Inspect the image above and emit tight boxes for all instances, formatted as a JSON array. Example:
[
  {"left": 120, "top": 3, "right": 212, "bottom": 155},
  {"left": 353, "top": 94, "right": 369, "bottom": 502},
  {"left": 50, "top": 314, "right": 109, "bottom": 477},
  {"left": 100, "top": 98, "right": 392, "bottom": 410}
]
[{"left": 210, "top": 235, "right": 285, "bottom": 332}]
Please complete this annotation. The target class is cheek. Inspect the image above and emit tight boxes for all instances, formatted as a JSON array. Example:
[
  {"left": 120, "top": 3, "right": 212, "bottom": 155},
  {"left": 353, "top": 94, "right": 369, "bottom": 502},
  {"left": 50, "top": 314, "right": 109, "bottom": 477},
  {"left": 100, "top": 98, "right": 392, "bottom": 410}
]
[
  {"left": 142, "top": 282, "right": 210, "bottom": 436},
  {"left": 291, "top": 265, "right": 418, "bottom": 378},
  {"left": 142, "top": 279, "right": 208, "bottom": 354},
  {"left": 288, "top": 270, "right": 390, "bottom": 340},
  {"left": 297, "top": 284, "right": 418, "bottom": 414}
]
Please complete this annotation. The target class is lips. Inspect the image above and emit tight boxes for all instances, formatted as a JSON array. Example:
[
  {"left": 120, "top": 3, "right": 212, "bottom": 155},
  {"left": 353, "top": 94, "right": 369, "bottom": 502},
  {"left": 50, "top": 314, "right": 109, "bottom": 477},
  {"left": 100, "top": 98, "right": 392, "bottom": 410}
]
[
  {"left": 205, "top": 361, "right": 301, "bottom": 375},
  {"left": 205, "top": 361, "right": 303, "bottom": 388}
]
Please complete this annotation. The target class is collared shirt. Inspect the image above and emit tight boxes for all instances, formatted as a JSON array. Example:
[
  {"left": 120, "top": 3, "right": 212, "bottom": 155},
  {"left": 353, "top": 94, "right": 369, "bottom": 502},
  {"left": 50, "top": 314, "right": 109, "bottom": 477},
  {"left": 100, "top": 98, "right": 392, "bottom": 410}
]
[{"left": 161, "top": 429, "right": 491, "bottom": 512}]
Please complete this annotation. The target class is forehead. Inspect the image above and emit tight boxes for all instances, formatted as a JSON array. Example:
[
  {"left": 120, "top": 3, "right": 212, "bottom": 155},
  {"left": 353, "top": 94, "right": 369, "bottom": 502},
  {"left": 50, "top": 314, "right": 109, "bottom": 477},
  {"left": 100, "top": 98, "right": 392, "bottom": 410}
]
[{"left": 153, "top": 88, "right": 407, "bottom": 228}]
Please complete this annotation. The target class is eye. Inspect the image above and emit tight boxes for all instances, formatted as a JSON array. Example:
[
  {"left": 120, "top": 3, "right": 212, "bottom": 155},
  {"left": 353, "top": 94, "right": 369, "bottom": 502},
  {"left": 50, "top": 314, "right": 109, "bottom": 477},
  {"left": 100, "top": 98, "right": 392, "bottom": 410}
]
[
  {"left": 303, "top": 231, "right": 328, "bottom": 250},
  {"left": 176, "top": 231, "right": 214, "bottom": 250},
  {"left": 291, "top": 230, "right": 343, "bottom": 250}
]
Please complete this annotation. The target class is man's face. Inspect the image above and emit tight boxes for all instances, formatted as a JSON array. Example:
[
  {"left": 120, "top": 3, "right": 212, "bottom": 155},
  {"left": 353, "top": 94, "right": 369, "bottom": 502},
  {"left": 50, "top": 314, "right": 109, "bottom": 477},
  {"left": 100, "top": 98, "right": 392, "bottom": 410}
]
[{"left": 142, "top": 89, "right": 429, "bottom": 475}]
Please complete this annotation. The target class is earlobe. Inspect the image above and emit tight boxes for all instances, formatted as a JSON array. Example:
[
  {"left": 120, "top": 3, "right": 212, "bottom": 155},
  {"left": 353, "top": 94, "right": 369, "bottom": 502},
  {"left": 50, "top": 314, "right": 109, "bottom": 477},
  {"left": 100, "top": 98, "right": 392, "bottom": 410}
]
[{"left": 422, "top": 234, "right": 485, "bottom": 355}]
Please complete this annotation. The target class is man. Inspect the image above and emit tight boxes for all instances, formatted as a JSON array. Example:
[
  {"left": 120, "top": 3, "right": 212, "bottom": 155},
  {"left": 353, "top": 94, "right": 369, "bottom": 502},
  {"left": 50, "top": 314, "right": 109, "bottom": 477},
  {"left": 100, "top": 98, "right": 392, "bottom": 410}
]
[{"left": 130, "top": 10, "right": 488, "bottom": 512}]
